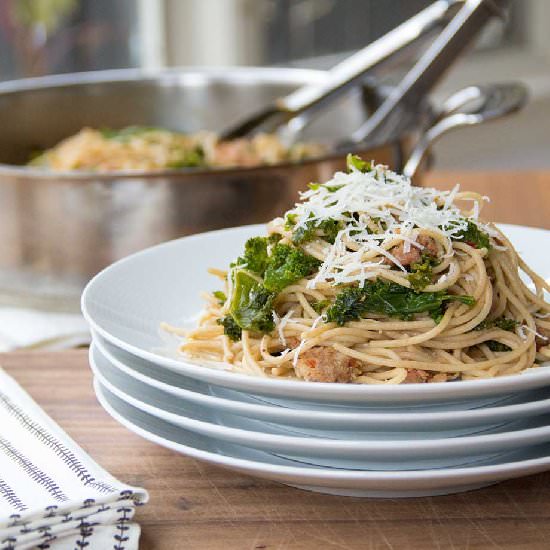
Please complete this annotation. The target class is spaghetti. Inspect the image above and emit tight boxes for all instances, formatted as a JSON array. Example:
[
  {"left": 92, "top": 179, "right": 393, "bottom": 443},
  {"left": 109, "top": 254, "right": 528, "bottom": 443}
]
[
  {"left": 169, "top": 156, "right": 550, "bottom": 384},
  {"left": 29, "top": 127, "right": 323, "bottom": 172}
]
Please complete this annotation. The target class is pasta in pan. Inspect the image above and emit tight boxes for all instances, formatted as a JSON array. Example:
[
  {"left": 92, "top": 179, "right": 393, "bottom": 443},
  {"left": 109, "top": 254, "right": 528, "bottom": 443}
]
[
  {"left": 29, "top": 126, "right": 323, "bottom": 172},
  {"left": 166, "top": 155, "right": 550, "bottom": 384}
]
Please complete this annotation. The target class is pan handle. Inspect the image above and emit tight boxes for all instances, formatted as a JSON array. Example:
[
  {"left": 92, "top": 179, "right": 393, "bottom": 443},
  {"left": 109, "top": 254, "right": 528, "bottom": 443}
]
[{"left": 402, "top": 81, "right": 528, "bottom": 178}]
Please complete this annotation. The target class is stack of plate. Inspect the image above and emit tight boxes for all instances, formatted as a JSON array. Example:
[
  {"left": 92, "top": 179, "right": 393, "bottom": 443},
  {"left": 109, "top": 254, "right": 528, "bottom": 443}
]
[{"left": 82, "top": 223, "right": 550, "bottom": 498}]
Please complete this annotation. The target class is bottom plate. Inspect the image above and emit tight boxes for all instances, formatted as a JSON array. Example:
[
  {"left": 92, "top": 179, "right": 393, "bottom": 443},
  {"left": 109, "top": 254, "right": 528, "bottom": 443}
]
[{"left": 95, "top": 378, "right": 550, "bottom": 498}]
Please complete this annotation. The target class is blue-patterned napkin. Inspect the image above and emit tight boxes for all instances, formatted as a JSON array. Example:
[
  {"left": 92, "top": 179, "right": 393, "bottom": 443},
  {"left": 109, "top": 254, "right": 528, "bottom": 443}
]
[{"left": 0, "top": 368, "right": 148, "bottom": 550}]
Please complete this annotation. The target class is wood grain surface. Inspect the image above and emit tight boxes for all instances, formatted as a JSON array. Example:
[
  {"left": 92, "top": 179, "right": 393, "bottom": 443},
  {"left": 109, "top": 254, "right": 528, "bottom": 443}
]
[
  {"left": 424, "top": 171, "right": 550, "bottom": 229},
  {"left": 4, "top": 351, "right": 550, "bottom": 550},
  {"left": 3, "top": 171, "right": 550, "bottom": 549}
]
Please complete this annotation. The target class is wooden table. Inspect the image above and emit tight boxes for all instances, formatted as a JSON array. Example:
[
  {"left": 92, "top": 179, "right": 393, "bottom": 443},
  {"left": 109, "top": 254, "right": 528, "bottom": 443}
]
[
  {"left": 423, "top": 171, "right": 550, "bottom": 230},
  {"left": 3, "top": 171, "right": 550, "bottom": 549}
]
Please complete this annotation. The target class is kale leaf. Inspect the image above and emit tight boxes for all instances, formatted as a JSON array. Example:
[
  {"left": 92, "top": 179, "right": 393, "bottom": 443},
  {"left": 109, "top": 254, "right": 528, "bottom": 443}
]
[
  {"left": 268, "top": 233, "right": 282, "bottom": 245},
  {"left": 229, "top": 270, "right": 275, "bottom": 333},
  {"left": 243, "top": 237, "right": 270, "bottom": 274},
  {"left": 408, "top": 254, "right": 437, "bottom": 291},
  {"left": 487, "top": 341, "right": 512, "bottom": 352},
  {"left": 213, "top": 290, "right": 227, "bottom": 305},
  {"left": 346, "top": 154, "right": 372, "bottom": 173},
  {"left": 475, "top": 316, "right": 519, "bottom": 332},
  {"left": 450, "top": 220, "right": 492, "bottom": 250},
  {"left": 284, "top": 213, "right": 298, "bottom": 230},
  {"left": 311, "top": 299, "right": 331, "bottom": 314},
  {"left": 263, "top": 244, "right": 321, "bottom": 293},
  {"left": 475, "top": 316, "right": 518, "bottom": 352},
  {"left": 217, "top": 315, "right": 242, "bottom": 341},
  {"left": 168, "top": 146, "right": 205, "bottom": 168},
  {"left": 232, "top": 237, "right": 270, "bottom": 275},
  {"left": 325, "top": 287, "right": 366, "bottom": 325},
  {"left": 326, "top": 279, "right": 475, "bottom": 326},
  {"left": 292, "top": 218, "right": 342, "bottom": 245}
]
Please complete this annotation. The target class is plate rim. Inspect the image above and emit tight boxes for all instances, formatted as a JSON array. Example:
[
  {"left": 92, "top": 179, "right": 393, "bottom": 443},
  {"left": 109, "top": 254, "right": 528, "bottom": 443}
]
[
  {"left": 92, "top": 336, "right": 550, "bottom": 429},
  {"left": 90, "top": 345, "right": 550, "bottom": 460},
  {"left": 94, "top": 377, "right": 550, "bottom": 488},
  {"left": 82, "top": 222, "right": 550, "bottom": 400}
]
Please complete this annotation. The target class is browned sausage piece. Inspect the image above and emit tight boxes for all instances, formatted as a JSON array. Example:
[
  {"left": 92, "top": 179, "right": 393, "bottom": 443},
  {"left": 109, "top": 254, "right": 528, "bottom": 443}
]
[
  {"left": 402, "top": 369, "right": 429, "bottom": 384},
  {"left": 294, "top": 346, "right": 356, "bottom": 383},
  {"left": 386, "top": 235, "right": 438, "bottom": 267}
]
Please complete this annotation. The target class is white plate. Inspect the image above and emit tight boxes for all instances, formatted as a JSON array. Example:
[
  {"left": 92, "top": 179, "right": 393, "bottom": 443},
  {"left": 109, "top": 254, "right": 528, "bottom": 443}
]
[
  {"left": 95, "top": 331, "right": 525, "bottom": 414},
  {"left": 90, "top": 343, "right": 550, "bottom": 471},
  {"left": 94, "top": 379, "right": 550, "bottom": 498},
  {"left": 92, "top": 337, "right": 550, "bottom": 435},
  {"left": 82, "top": 223, "right": 550, "bottom": 404}
]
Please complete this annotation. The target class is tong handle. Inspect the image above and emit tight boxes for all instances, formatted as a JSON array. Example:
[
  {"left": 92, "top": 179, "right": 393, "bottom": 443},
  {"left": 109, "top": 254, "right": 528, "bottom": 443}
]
[
  {"left": 277, "top": 0, "right": 464, "bottom": 116},
  {"left": 221, "top": 0, "right": 464, "bottom": 141},
  {"left": 403, "top": 82, "right": 528, "bottom": 178},
  {"left": 351, "top": 0, "right": 511, "bottom": 145}
]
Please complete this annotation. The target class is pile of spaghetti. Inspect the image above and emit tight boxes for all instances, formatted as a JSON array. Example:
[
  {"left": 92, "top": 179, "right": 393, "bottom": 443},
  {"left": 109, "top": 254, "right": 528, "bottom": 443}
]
[
  {"left": 29, "top": 126, "right": 323, "bottom": 172},
  {"left": 171, "top": 155, "right": 550, "bottom": 384}
]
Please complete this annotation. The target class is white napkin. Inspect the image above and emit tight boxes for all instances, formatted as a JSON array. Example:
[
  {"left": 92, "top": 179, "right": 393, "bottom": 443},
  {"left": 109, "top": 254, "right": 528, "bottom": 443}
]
[
  {"left": 0, "top": 309, "right": 90, "bottom": 352},
  {"left": 0, "top": 368, "right": 148, "bottom": 549}
]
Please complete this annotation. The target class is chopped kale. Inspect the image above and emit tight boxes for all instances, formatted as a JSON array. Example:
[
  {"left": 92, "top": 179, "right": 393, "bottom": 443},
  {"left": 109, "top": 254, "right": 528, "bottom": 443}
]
[
  {"left": 217, "top": 315, "right": 242, "bottom": 341},
  {"left": 326, "top": 279, "right": 475, "bottom": 326},
  {"left": 429, "top": 309, "right": 445, "bottom": 324},
  {"left": 325, "top": 287, "right": 366, "bottom": 325},
  {"left": 168, "top": 146, "right": 205, "bottom": 168},
  {"left": 100, "top": 126, "right": 206, "bottom": 167},
  {"left": 486, "top": 341, "right": 512, "bottom": 352},
  {"left": 284, "top": 213, "right": 298, "bottom": 230},
  {"left": 311, "top": 299, "right": 331, "bottom": 314},
  {"left": 242, "top": 237, "right": 270, "bottom": 274},
  {"left": 450, "top": 220, "right": 492, "bottom": 250},
  {"left": 495, "top": 318, "right": 520, "bottom": 331},
  {"left": 475, "top": 316, "right": 518, "bottom": 352},
  {"left": 268, "top": 233, "right": 282, "bottom": 245},
  {"left": 232, "top": 237, "right": 269, "bottom": 274},
  {"left": 213, "top": 290, "right": 226, "bottom": 305},
  {"left": 263, "top": 244, "right": 320, "bottom": 293},
  {"left": 324, "top": 184, "right": 345, "bottom": 192},
  {"left": 408, "top": 254, "right": 438, "bottom": 291},
  {"left": 346, "top": 153, "right": 372, "bottom": 173},
  {"left": 229, "top": 270, "right": 275, "bottom": 333},
  {"left": 475, "top": 316, "right": 519, "bottom": 332},
  {"left": 291, "top": 222, "right": 314, "bottom": 245},
  {"left": 292, "top": 218, "right": 342, "bottom": 245},
  {"left": 310, "top": 182, "right": 345, "bottom": 192}
]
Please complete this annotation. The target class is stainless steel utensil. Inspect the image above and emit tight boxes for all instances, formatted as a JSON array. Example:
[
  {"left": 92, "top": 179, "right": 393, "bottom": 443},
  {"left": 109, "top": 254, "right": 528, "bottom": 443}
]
[
  {"left": 403, "top": 82, "right": 528, "bottom": 177},
  {"left": 351, "top": 0, "right": 509, "bottom": 145},
  {"left": 221, "top": 0, "right": 464, "bottom": 140},
  {"left": 0, "top": 69, "right": 525, "bottom": 311}
]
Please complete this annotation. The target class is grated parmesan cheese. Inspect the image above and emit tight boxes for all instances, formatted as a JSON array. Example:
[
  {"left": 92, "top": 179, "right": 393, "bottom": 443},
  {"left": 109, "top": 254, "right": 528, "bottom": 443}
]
[
  {"left": 287, "top": 163, "right": 491, "bottom": 288},
  {"left": 292, "top": 315, "right": 324, "bottom": 368},
  {"left": 273, "top": 308, "right": 295, "bottom": 347},
  {"left": 517, "top": 324, "right": 548, "bottom": 341}
]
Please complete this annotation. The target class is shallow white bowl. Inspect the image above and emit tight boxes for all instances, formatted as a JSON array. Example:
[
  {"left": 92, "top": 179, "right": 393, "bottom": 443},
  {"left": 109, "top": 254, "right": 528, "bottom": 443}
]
[
  {"left": 92, "top": 336, "right": 550, "bottom": 436},
  {"left": 82, "top": 223, "right": 550, "bottom": 404},
  {"left": 94, "top": 379, "right": 550, "bottom": 498}
]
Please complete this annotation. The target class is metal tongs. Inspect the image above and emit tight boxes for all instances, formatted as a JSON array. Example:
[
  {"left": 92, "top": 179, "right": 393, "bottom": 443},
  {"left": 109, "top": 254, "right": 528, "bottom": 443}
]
[
  {"left": 349, "top": 0, "right": 510, "bottom": 146},
  {"left": 220, "top": 0, "right": 465, "bottom": 141},
  {"left": 402, "top": 82, "right": 527, "bottom": 177}
]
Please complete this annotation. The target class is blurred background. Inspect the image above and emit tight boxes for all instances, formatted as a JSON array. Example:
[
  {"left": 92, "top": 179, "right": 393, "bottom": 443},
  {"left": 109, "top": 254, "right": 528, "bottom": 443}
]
[{"left": 0, "top": 0, "right": 548, "bottom": 169}]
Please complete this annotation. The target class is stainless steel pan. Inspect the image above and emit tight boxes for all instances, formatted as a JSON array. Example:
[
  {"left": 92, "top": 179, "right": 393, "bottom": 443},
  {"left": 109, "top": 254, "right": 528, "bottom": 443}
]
[{"left": 0, "top": 68, "right": 525, "bottom": 310}]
